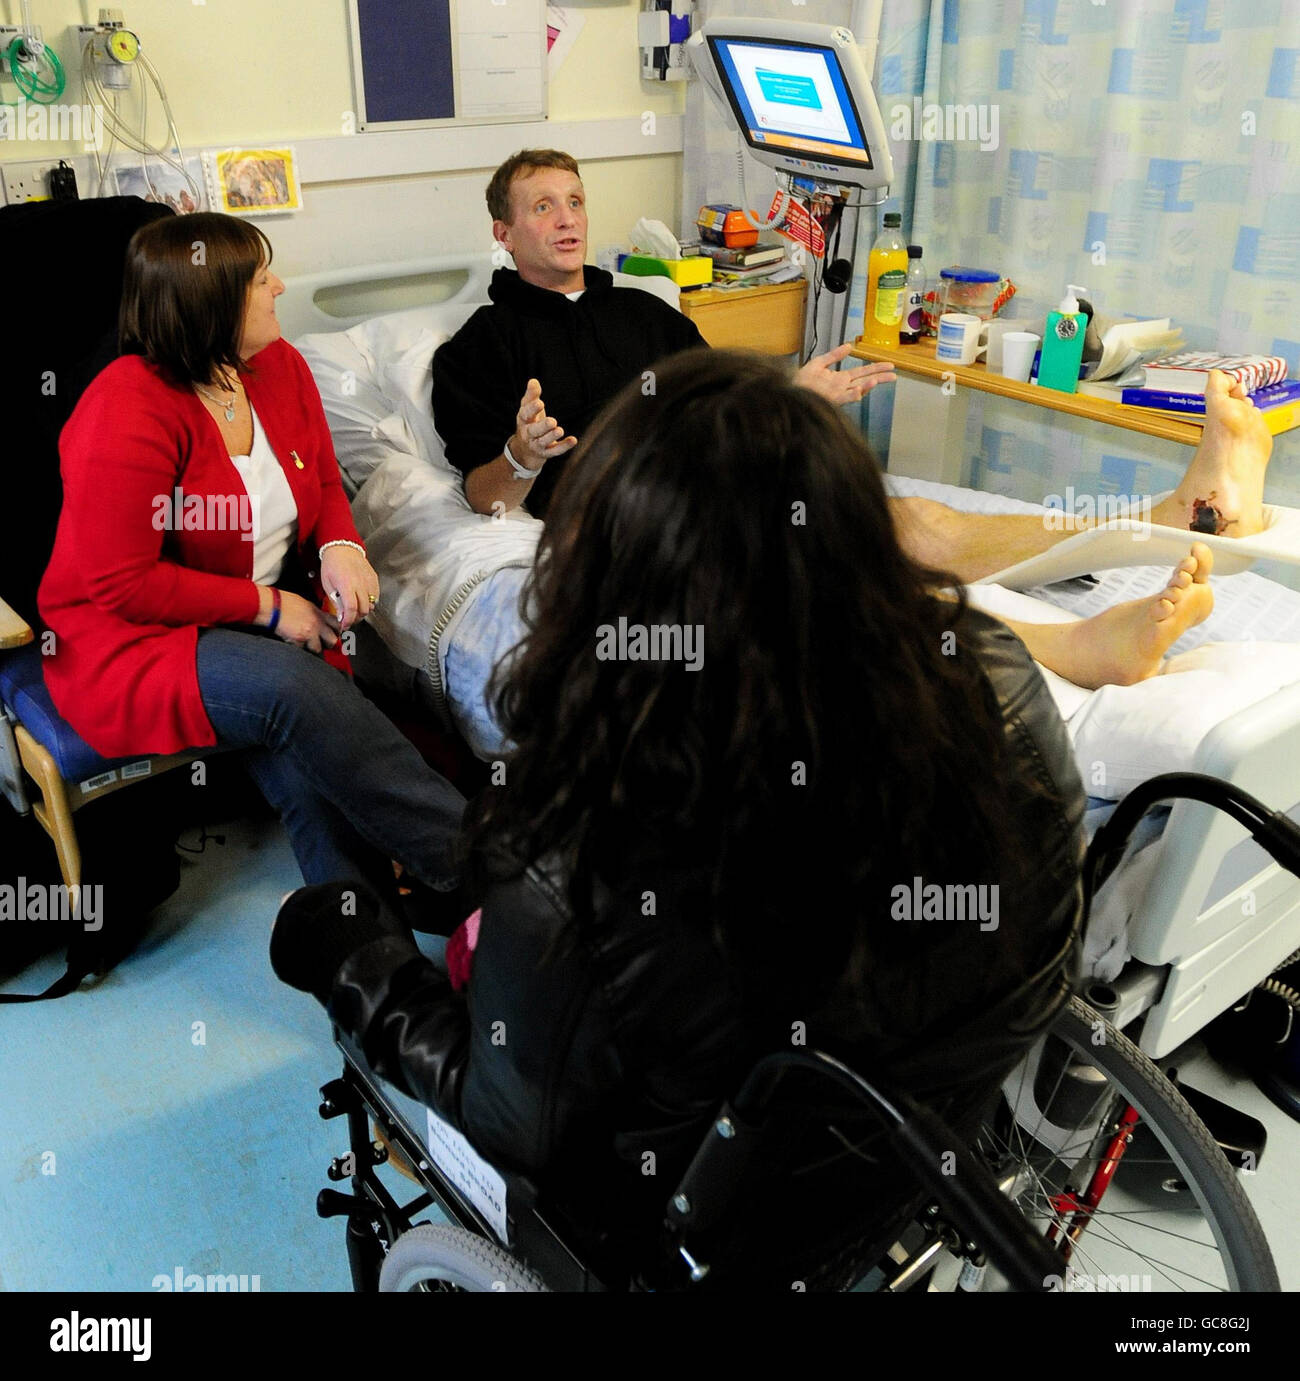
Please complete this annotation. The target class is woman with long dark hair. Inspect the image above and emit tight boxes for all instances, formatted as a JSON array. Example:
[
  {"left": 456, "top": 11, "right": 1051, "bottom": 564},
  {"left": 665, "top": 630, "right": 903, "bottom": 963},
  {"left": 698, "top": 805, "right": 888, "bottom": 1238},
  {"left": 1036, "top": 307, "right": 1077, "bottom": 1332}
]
[{"left": 272, "top": 350, "right": 1087, "bottom": 1286}]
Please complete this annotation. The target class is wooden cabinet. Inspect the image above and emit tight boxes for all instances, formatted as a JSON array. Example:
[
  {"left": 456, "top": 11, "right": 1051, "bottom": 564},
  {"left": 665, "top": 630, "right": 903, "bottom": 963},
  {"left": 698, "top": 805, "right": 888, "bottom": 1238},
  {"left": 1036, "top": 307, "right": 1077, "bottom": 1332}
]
[{"left": 679, "top": 278, "right": 807, "bottom": 356}]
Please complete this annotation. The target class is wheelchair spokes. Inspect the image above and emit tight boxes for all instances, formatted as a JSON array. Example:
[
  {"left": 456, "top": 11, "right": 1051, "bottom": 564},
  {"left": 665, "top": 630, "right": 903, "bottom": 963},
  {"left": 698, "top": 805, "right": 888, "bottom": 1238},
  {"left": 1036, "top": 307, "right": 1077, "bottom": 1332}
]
[{"left": 967, "top": 997, "right": 1277, "bottom": 1292}]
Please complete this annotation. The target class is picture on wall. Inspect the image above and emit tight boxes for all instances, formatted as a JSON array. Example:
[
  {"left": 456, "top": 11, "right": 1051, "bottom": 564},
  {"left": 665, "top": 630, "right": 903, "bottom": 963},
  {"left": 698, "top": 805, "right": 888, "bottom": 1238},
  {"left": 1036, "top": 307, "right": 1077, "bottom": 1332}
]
[
  {"left": 209, "top": 148, "right": 302, "bottom": 215},
  {"left": 113, "top": 156, "right": 206, "bottom": 214}
]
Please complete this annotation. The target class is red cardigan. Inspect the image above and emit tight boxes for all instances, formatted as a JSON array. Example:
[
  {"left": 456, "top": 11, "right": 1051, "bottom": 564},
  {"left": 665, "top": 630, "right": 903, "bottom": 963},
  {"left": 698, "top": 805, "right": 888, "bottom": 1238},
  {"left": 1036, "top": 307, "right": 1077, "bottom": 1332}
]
[{"left": 39, "top": 339, "right": 362, "bottom": 759}]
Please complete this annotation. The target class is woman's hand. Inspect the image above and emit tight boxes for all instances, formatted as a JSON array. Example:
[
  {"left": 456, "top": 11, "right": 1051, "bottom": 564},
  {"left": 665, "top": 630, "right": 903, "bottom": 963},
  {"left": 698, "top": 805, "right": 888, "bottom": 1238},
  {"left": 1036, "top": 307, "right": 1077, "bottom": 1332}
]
[
  {"left": 320, "top": 545, "right": 380, "bottom": 631},
  {"left": 258, "top": 587, "right": 339, "bottom": 653}
]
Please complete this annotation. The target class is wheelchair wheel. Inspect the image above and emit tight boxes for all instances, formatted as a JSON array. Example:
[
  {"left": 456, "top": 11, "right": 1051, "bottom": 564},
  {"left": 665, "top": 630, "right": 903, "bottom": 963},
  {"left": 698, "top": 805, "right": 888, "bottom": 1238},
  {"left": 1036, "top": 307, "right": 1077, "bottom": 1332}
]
[
  {"left": 379, "top": 1224, "right": 549, "bottom": 1292},
  {"left": 976, "top": 996, "right": 1278, "bottom": 1292}
]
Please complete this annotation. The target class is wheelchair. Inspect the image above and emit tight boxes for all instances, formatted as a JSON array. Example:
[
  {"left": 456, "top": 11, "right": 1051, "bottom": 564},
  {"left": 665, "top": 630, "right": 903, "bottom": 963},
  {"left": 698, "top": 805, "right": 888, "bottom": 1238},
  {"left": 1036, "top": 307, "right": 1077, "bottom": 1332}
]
[{"left": 314, "top": 774, "right": 1296, "bottom": 1292}]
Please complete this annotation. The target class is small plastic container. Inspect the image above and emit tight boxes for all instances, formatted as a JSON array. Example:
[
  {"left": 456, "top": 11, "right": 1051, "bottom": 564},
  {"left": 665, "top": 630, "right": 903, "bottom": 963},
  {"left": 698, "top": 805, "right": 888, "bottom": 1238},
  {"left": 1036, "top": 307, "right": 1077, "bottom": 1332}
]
[
  {"left": 697, "top": 204, "right": 759, "bottom": 249},
  {"left": 938, "top": 266, "right": 1001, "bottom": 321}
]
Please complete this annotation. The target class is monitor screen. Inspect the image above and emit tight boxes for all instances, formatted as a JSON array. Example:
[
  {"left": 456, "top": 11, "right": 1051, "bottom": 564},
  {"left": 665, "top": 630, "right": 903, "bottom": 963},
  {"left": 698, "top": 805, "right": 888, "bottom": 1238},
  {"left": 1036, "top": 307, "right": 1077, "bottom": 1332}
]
[{"left": 707, "top": 34, "right": 874, "bottom": 173}]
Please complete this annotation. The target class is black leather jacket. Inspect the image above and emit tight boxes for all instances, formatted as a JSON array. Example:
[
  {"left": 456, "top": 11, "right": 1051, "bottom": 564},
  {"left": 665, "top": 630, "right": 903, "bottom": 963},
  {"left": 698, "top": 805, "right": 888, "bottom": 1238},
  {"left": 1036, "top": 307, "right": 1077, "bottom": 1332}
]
[{"left": 325, "top": 609, "right": 1086, "bottom": 1281}]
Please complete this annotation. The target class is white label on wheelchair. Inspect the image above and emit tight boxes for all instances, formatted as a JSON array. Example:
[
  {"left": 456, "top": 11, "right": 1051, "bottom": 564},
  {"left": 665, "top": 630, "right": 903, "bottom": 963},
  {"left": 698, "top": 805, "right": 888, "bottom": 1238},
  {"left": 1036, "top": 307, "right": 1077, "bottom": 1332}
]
[{"left": 425, "top": 1109, "right": 509, "bottom": 1244}]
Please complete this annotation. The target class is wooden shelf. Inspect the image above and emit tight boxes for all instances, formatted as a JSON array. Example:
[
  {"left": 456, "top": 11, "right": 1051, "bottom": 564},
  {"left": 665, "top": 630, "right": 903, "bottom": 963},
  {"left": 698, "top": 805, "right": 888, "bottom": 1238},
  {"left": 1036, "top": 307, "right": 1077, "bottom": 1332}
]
[
  {"left": 680, "top": 278, "right": 808, "bottom": 356},
  {"left": 851, "top": 337, "right": 1209, "bottom": 447}
]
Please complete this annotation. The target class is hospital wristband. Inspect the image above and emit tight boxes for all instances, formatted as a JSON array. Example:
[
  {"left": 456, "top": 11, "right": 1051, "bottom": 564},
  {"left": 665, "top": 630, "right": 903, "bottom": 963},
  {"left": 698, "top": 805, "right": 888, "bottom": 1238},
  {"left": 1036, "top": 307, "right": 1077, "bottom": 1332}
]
[{"left": 504, "top": 438, "right": 541, "bottom": 480}]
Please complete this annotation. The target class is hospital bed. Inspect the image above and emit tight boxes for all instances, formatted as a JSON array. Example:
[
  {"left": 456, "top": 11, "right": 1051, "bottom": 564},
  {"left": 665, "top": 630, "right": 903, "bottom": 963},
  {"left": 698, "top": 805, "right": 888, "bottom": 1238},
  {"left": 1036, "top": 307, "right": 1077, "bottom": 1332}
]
[{"left": 279, "top": 256, "right": 1300, "bottom": 1062}]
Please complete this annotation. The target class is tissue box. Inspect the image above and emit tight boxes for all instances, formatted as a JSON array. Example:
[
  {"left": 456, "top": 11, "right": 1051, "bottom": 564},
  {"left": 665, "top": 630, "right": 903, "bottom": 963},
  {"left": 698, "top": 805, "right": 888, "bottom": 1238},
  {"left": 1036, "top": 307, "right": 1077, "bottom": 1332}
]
[{"left": 620, "top": 253, "right": 713, "bottom": 287}]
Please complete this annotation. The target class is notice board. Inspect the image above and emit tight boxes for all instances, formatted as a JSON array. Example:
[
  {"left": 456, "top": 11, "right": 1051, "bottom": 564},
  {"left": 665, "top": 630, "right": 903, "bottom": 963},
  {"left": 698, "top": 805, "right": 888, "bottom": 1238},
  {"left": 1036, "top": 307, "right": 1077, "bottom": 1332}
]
[{"left": 349, "top": 0, "right": 548, "bottom": 130}]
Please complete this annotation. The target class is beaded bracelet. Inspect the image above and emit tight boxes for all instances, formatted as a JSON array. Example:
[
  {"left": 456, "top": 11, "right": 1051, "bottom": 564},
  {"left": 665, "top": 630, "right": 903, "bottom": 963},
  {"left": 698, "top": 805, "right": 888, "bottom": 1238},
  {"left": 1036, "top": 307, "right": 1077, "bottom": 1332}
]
[{"left": 319, "top": 539, "right": 367, "bottom": 560}]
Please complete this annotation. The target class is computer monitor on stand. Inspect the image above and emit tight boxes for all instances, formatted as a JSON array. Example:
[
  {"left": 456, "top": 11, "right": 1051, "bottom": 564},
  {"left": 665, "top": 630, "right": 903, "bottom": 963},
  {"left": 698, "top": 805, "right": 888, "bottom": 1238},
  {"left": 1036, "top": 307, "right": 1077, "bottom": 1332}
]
[
  {"left": 687, "top": 20, "right": 895, "bottom": 359},
  {"left": 687, "top": 19, "right": 894, "bottom": 192}
]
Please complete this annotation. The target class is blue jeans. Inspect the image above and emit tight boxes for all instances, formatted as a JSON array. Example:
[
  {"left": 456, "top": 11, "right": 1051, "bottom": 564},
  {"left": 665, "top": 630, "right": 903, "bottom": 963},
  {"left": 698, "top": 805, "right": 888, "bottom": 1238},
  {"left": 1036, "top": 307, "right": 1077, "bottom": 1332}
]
[{"left": 196, "top": 629, "right": 464, "bottom": 892}]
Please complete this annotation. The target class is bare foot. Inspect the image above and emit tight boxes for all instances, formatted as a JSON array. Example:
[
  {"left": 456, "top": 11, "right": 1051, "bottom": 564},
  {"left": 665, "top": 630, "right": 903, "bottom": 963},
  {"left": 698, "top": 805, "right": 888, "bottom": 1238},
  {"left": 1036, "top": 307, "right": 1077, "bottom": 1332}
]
[
  {"left": 1061, "top": 543, "right": 1215, "bottom": 687},
  {"left": 1153, "top": 371, "right": 1272, "bottom": 536}
]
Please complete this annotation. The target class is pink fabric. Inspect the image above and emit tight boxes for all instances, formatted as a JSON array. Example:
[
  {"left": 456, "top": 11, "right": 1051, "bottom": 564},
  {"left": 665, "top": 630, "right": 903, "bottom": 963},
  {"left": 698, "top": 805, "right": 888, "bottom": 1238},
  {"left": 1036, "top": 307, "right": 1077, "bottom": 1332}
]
[{"left": 445, "top": 908, "right": 482, "bottom": 992}]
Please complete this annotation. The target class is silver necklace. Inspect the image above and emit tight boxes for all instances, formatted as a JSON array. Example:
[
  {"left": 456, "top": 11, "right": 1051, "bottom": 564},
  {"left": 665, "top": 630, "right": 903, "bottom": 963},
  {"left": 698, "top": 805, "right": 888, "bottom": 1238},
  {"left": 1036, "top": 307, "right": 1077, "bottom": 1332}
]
[{"left": 195, "top": 381, "right": 238, "bottom": 422}]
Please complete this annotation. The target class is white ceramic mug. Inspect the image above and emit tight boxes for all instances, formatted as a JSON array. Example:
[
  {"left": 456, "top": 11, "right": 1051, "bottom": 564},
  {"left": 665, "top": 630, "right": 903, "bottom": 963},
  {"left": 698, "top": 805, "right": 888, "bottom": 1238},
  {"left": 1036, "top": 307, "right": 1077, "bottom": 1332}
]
[
  {"left": 999, "top": 332, "right": 1041, "bottom": 383},
  {"left": 935, "top": 312, "right": 989, "bottom": 365}
]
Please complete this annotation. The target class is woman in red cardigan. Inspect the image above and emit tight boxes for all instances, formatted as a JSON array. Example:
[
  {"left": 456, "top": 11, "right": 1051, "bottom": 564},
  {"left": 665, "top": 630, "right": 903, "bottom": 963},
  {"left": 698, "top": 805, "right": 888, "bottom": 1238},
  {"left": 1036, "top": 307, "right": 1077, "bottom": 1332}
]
[{"left": 39, "top": 212, "right": 464, "bottom": 897}]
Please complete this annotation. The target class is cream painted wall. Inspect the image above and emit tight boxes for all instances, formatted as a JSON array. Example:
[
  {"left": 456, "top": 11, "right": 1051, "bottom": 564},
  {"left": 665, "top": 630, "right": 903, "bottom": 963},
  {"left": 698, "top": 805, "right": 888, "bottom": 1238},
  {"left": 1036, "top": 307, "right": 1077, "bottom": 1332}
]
[
  {"left": 1, "top": 0, "right": 686, "bottom": 271},
  {"left": 272, "top": 152, "right": 683, "bottom": 279}
]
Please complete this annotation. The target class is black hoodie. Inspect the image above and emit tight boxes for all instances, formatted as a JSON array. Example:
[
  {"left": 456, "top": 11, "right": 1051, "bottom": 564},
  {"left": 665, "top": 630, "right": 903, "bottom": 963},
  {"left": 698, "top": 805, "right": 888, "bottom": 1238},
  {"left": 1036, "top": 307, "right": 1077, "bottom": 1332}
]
[{"left": 431, "top": 266, "right": 706, "bottom": 518}]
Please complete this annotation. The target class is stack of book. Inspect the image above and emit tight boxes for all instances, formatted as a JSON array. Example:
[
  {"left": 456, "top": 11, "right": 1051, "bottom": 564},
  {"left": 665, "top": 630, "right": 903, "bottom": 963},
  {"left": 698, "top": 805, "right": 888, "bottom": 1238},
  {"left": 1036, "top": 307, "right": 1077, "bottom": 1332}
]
[
  {"left": 1118, "top": 352, "right": 1298, "bottom": 434},
  {"left": 698, "top": 239, "right": 790, "bottom": 282}
]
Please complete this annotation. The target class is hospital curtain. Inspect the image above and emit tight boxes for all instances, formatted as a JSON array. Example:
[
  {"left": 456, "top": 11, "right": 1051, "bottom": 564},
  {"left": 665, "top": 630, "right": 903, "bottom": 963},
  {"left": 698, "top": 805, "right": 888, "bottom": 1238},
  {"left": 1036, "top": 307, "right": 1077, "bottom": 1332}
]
[{"left": 857, "top": 0, "right": 1300, "bottom": 584}]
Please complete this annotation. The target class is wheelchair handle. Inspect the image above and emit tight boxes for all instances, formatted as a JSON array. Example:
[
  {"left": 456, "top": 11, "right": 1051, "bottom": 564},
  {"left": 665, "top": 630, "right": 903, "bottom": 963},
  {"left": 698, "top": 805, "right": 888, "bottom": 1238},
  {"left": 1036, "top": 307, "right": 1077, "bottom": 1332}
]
[
  {"left": 891, "top": 1099, "right": 1061, "bottom": 1293},
  {"left": 719, "top": 1050, "right": 1062, "bottom": 1292},
  {"left": 1085, "top": 772, "right": 1300, "bottom": 907}
]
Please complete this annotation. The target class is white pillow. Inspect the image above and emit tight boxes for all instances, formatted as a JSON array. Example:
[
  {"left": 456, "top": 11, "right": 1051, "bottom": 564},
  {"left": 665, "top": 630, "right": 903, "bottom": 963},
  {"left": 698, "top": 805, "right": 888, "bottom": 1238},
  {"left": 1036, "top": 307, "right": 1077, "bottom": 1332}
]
[
  {"left": 297, "top": 278, "right": 681, "bottom": 491},
  {"left": 296, "top": 301, "right": 482, "bottom": 489}
]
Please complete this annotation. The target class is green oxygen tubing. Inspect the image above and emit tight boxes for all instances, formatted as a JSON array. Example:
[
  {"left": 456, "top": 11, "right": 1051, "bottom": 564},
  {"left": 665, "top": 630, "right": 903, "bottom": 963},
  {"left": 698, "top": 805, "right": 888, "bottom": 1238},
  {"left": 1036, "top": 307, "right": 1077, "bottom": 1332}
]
[{"left": 2, "top": 0, "right": 67, "bottom": 106}]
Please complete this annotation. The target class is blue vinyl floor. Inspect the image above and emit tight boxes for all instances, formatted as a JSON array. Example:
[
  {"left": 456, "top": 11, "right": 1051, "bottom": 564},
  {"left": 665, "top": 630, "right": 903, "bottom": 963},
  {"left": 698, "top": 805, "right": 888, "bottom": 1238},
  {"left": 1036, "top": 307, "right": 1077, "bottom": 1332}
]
[
  {"left": 1, "top": 817, "right": 364, "bottom": 1292},
  {"left": 2, "top": 812, "right": 1298, "bottom": 1293}
]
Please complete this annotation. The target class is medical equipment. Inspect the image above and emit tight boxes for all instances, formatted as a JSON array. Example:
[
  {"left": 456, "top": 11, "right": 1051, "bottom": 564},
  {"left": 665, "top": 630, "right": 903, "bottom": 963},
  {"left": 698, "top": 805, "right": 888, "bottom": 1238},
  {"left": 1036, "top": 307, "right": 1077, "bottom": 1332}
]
[
  {"left": 687, "top": 19, "right": 893, "bottom": 193},
  {"left": 317, "top": 954, "right": 1281, "bottom": 1289},
  {"left": 74, "top": 11, "right": 198, "bottom": 204},
  {"left": 638, "top": 1, "right": 695, "bottom": 83},
  {"left": 0, "top": 2, "right": 66, "bottom": 106}
]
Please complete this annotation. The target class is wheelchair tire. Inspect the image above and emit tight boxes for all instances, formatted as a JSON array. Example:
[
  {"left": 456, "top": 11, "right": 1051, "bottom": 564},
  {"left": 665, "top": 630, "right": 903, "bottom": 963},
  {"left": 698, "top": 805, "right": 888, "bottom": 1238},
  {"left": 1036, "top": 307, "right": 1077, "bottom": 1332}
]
[
  {"left": 978, "top": 995, "right": 1279, "bottom": 1292},
  {"left": 379, "top": 1224, "right": 549, "bottom": 1292}
]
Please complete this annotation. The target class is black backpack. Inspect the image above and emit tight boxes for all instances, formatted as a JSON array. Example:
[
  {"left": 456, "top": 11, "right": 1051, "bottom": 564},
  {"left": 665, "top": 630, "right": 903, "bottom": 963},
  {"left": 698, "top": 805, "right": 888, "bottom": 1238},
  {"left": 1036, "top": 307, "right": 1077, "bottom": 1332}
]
[{"left": 0, "top": 774, "right": 183, "bottom": 1001}]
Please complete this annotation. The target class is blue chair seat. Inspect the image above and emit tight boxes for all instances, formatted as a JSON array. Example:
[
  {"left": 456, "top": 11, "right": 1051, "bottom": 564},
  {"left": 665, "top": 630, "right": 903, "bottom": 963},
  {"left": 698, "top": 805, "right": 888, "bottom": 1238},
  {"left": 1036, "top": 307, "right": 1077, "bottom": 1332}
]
[{"left": 0, "top": 642, "right": 155, "bottom": 784}]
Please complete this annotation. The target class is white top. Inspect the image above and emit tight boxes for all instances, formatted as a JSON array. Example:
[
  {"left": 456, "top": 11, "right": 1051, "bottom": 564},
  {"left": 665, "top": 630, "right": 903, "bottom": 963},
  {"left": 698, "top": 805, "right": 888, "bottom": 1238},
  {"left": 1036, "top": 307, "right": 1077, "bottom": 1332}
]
[{"left": 230, "top": 405, "right": 298, "bottom": 586}]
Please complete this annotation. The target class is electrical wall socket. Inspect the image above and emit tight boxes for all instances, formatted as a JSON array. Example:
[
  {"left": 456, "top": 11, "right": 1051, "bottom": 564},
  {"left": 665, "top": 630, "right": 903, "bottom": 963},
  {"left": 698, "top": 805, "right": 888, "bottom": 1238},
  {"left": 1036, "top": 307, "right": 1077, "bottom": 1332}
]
[
  {"left": 2, "top": 159, "right": 60, "bottom": 204},
  {"left": 2, "top": 157, "right": 89, "bottom": 205}
]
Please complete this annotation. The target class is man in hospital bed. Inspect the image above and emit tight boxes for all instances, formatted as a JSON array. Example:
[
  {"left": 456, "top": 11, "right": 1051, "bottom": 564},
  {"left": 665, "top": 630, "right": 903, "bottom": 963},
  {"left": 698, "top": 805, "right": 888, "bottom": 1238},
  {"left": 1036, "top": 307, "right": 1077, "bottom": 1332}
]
[
  {"left": 434, "top": 149, "right": 1272, "bottom": 568},
  {"left": 431, "top": 149, "right": 893, "bottom": 523},
  {"left": 425, "top": 150, "right": 1274, "bottom": 750}
]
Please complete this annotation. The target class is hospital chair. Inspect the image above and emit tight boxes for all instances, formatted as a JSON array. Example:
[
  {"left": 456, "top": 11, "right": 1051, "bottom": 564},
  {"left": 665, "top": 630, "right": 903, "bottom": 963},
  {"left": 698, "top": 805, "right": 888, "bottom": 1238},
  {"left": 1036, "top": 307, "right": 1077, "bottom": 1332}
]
[{"left": 0, "top": 196, "right": 202, "bottom": 996}]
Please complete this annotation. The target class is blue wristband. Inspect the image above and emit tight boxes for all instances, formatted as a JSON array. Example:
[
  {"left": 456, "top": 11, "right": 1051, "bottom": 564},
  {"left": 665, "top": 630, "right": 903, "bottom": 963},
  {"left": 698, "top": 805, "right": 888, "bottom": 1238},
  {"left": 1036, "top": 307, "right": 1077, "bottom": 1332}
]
[{"left": 267, "top": 587, "right": 282, "bottom": 634}]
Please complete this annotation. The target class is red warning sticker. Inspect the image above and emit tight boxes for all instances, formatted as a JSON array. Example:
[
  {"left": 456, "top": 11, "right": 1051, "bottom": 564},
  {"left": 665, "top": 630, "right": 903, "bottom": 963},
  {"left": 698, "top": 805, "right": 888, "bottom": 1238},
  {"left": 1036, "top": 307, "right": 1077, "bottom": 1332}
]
[{"left": 772, "top": 193, "right": 826, "bottom": 258}]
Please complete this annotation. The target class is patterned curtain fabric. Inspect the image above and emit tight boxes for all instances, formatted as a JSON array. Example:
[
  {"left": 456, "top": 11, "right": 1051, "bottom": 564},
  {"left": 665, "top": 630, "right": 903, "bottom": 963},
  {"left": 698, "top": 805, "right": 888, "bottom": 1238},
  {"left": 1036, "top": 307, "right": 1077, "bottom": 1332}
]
[{"left": 862, "top": 0, "right": 1300, "bottom": 586}]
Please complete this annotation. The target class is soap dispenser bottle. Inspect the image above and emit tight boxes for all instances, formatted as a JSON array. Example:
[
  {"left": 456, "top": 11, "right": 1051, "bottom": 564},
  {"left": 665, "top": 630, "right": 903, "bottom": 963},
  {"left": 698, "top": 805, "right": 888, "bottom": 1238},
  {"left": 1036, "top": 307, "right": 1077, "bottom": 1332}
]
[{"left": 1038, "top": 284, "right": 1088, "bottom": 393}]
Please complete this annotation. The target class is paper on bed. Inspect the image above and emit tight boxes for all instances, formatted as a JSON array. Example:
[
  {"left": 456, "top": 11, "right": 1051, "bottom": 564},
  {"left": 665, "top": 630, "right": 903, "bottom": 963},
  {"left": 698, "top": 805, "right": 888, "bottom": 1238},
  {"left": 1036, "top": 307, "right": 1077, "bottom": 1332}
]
[
  {"left": 1025, "top": 561, "right": 1300, "bottom": 654},
  {"left": 975, "top": 505, "right": 1300, "bottom": 591}
]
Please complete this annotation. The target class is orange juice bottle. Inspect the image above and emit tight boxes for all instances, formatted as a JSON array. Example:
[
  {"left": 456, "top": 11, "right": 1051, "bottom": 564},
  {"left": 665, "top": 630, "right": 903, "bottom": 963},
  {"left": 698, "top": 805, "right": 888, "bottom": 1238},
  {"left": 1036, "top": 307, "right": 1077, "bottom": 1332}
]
[{"left": 862, "top": 212, "right": 908, "bottom": 348}]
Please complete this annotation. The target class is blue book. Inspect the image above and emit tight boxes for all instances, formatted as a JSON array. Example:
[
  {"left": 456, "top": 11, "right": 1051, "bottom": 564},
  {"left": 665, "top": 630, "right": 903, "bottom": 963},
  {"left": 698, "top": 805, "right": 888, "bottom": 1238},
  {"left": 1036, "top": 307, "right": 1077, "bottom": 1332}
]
[{"left": 1120, "top": 378, "right": 1300, "bottom": 413}]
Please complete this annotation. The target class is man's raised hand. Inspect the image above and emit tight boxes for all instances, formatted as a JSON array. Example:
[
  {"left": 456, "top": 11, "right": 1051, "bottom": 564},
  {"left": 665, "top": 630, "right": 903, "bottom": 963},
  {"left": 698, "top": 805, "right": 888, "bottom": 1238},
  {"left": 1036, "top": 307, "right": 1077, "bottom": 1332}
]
[
  {"left": 794, "top": 343, "right": 896, "bottom": 409},
  {"left": 513, "top": 378, "right": 578, "bottom": 470}
]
